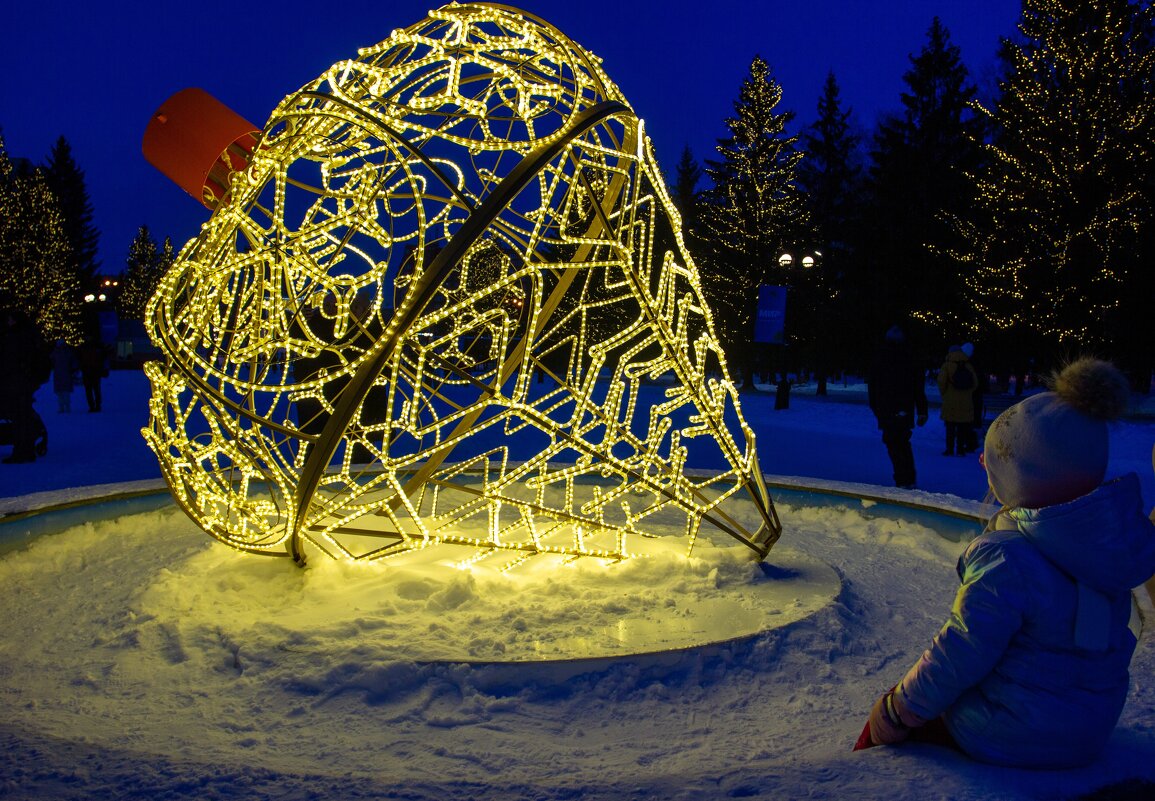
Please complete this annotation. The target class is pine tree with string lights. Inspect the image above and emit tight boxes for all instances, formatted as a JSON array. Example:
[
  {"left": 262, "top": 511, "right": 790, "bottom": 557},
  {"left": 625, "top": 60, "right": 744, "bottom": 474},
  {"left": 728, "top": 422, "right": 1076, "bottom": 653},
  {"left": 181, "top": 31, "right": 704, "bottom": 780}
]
[
  {"left": 961, "top": 0, "right": 1155, "bottom": 379},
  {"left": 0, "top": 133, "right": 82, "bottom": 343},
  {"left": 698, "top": 55, "right": 807, "bottom": 385},
  {"left": 117, "top": 226, "right": 171, "bottom": 321}
]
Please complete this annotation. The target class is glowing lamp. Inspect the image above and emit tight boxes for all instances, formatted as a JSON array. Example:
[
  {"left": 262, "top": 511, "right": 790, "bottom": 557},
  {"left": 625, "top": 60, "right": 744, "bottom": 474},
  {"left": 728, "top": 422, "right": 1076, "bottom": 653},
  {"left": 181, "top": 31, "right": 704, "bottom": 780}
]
[
  {"left": 141, "top": 3, "right": 781, "bottom": 568},
  {"left": 778, "top": 253, "right": 794, "bottom": 268},
  {"left": 142, "top": 87, "right": 260, "bottom": 209}
]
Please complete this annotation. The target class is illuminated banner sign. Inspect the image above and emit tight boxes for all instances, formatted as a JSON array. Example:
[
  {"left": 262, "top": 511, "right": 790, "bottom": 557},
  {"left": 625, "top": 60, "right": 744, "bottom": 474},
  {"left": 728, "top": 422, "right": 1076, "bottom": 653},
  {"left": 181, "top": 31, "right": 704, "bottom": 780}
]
[{"left": 754, "top": 285, "right": 787, "bottom": 344}]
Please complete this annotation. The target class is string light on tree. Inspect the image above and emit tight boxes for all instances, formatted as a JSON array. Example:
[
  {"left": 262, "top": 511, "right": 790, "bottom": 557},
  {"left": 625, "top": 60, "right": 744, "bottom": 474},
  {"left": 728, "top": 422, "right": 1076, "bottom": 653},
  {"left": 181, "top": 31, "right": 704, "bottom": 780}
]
[
  {"left": 0, "top": 135, "right": 82, "bottom": 344},
  {"left": 960, "top": 0, "right": 1155, "bottom": 365}
]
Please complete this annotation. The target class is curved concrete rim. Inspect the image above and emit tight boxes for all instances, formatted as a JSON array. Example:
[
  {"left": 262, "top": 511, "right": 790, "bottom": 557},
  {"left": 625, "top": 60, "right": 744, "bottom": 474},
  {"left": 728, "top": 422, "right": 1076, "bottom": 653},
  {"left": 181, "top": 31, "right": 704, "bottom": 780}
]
[
  {"left": 0, "top": 471, "right": 985, "bottom": 668},
  {"left": 0, "top": 469, "right": 989, "bottom": 524}
]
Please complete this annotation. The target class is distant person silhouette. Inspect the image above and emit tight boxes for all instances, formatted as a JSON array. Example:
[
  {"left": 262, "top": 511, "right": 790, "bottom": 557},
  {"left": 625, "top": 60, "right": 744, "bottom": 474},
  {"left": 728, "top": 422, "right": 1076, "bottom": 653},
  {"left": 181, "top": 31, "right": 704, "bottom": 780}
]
[
  {"left": 867, "top": 325, "right": 928, "bottom": 489},
  {"left": 78, "top": 338, "right": 108, "bottom": 413},
  {"left": 937, "top": 345, "right": 977, "bottom": 456}
]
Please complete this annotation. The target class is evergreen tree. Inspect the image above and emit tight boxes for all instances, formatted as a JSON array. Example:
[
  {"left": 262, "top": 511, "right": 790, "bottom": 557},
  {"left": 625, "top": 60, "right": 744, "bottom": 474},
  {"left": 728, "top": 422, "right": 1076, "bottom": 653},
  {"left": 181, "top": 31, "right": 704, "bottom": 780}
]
[
  {"left": 698, "top": 56, "right": 807, "bottom": 384},
  {"left": 673, "top": 145, "right": 703, "bottom": 229},
  {"left": 118, "top": 226, "right": 171, "bottom": 321},
  {"left": 798, "top": 72, "right": 862, "bottom": 252},
  {"left": 961, "top": 0, "right": 1155, "bottom": 381},
  {"left": 0, "top": 133, "right": 82, "bottom": 343},
  {"left": 44, "top": 136, "right": 101, "bottom": 291},
  {"left": 859, "top": 18, "right": 985, "bottom": 349},
  {"left": 797, "top": 73, "right": 863, "bottom": 386}
]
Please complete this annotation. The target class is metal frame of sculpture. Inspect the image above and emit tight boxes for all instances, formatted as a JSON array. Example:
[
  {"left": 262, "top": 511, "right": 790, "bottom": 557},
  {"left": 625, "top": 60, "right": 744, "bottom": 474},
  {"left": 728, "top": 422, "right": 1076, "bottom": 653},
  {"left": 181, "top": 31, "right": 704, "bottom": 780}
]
[{"left": 143, "top": 2, "right": 781, "bottom": 567}]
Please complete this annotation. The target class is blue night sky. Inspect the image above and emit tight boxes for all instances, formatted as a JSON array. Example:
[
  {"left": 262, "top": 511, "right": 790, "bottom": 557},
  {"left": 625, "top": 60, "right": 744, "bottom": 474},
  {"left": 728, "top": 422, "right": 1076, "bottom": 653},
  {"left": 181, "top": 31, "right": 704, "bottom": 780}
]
[{"left": 1, "top": 0, "right": 1021, "bottom": 271}]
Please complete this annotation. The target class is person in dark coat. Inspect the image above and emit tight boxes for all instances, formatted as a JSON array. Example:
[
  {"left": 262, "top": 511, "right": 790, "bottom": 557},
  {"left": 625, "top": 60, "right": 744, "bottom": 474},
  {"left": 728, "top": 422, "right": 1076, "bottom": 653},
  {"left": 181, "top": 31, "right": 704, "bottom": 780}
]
[
  {"left": 78, "top": 337, "right": 109, "bottom": 413},
  {"left": 867, "top": 325, "right": 928, "bottom": 489},
  {"left": 0, "top": 309, "right": 48, "bottom": 463}
]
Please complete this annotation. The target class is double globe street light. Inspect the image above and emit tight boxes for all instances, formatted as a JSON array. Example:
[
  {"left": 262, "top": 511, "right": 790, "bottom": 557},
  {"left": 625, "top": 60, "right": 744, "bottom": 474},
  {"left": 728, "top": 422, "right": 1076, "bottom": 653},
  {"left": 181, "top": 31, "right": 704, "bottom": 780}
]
[{"left": 777, "top": 250, "right": 821, "bottom": 270}]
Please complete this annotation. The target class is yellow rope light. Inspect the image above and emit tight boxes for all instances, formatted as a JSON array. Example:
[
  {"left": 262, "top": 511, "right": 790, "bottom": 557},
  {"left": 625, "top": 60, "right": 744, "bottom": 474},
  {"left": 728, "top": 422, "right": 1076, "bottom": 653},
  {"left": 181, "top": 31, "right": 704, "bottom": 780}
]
[{"left": 143, "top": 2, "right": 781, "bottom": 567}]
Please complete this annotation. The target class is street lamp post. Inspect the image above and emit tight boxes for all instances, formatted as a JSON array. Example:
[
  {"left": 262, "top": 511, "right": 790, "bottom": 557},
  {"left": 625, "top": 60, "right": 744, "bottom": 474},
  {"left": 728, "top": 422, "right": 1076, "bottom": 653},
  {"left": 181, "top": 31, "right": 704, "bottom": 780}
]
[
  {"left": 777, "top": 251, "right": 820, "bottom": 270},
  {"left": 768, "top": 249, "right": 824, "bottom": 406}
]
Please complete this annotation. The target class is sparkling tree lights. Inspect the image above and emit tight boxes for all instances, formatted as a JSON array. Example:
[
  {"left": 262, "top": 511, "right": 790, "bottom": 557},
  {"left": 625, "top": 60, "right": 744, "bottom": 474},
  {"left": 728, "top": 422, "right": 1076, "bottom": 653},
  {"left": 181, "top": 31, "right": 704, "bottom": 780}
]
[
  {"left": 698, "top": 56, "right": 807, "bottom": 385},
  {"left": 118, "top": 226, "right": 174, "bottom": 321},
  {"left": 963, "top": 0, "right": 1155, "bottom": 366},
  {"left": 0, "top": 134, "right": 82, "bottom": 343},
  {"left": 142, "top": 3, "right": 780, "bottom": 568}
]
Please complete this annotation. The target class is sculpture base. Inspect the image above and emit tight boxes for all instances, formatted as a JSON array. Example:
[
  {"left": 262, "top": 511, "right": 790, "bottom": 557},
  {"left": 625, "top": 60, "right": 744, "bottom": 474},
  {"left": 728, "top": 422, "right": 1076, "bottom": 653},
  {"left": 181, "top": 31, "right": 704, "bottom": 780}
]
[
  {"left": 174, "top": 532, "right": 838, "bottom": 664},
  {"left": 0, "top": 483, "right": 983, "bottom": 785}
]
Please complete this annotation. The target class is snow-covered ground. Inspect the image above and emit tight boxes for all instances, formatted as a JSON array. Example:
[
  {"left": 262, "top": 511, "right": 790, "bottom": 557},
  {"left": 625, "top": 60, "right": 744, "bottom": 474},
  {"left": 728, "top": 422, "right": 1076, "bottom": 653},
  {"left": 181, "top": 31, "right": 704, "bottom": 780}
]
[{"left": 0, "top": 370, "right": 1153, "bottom": 800}]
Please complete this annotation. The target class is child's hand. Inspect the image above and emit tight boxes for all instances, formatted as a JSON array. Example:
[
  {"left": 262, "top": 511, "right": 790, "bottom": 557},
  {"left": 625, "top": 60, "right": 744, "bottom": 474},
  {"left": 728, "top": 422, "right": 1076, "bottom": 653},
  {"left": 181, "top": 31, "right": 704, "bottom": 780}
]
[{"left": 868, "top": 690, "right": 912, "bottom": 745}]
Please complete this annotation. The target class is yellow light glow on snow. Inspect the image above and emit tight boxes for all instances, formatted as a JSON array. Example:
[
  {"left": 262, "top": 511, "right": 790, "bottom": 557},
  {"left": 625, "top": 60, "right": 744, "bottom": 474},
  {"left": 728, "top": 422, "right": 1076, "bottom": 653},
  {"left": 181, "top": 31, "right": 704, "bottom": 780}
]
[{"left": 142, "top": 2, "right": 780, "bottom": 567}]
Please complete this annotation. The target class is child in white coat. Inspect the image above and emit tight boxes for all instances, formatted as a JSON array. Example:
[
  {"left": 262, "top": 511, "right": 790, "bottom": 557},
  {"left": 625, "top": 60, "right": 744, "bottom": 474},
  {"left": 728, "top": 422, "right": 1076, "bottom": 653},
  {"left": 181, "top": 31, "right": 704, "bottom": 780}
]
[{"left": 859, "top": 358, "right": 1155, "bottom": 767}]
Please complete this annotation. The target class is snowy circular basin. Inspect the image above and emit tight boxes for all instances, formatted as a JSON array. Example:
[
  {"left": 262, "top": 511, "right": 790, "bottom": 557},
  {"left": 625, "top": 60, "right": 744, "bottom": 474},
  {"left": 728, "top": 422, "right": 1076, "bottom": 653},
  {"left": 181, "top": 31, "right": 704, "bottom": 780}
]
[
  {"left": 0, "top": 486, "right": 840, "bottom": 665},
  {"left": 0, "top": 481, "right": 989, "bottom": 786}
]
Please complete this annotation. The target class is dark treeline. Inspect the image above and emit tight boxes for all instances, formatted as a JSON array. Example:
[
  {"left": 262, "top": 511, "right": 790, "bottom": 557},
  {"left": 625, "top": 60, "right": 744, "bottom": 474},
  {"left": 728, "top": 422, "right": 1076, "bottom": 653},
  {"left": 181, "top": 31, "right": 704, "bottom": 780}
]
[
  {"left": 2, "top": 0, "right": 1153, "bottom": 392},
  {"left": 682, "top": 0, "right": 1155, "bottom": 392}
]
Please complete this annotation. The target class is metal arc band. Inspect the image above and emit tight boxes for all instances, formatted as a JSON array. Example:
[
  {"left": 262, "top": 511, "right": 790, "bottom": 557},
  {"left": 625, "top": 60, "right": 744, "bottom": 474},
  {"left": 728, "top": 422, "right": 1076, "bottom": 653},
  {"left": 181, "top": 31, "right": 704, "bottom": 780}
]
[{"left": 287, "top": 99, "right": 632, "bottom": 563}]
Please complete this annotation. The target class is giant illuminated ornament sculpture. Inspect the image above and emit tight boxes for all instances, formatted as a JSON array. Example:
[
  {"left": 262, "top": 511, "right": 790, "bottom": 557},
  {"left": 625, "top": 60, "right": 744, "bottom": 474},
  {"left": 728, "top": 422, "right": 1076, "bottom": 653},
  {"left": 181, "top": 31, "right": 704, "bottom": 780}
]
[{"left": 141, "top": 2, "right": 781, "bottom": 567}]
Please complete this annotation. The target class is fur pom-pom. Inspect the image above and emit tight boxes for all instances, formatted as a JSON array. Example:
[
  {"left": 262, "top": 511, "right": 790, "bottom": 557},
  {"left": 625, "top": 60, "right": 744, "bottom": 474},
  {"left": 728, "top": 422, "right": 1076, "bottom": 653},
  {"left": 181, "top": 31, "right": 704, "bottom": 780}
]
[{"left": 1051, "top": 358, "right": 1130, "bottom": 421}]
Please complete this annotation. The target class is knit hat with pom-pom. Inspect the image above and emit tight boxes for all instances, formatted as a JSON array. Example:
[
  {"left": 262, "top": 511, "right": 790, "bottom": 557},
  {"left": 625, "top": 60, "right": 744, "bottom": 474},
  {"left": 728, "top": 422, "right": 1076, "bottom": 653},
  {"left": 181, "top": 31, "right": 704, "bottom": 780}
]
[{"left": 983, "top": 358, "right": 1130, "bottom": 509}]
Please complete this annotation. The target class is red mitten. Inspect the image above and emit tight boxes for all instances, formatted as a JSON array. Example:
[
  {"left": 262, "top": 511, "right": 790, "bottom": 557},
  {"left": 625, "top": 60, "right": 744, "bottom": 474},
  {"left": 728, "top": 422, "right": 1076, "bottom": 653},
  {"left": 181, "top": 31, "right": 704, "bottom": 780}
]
[{"left": 852, "top": 720, "right": 875, "bottom": 751}]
